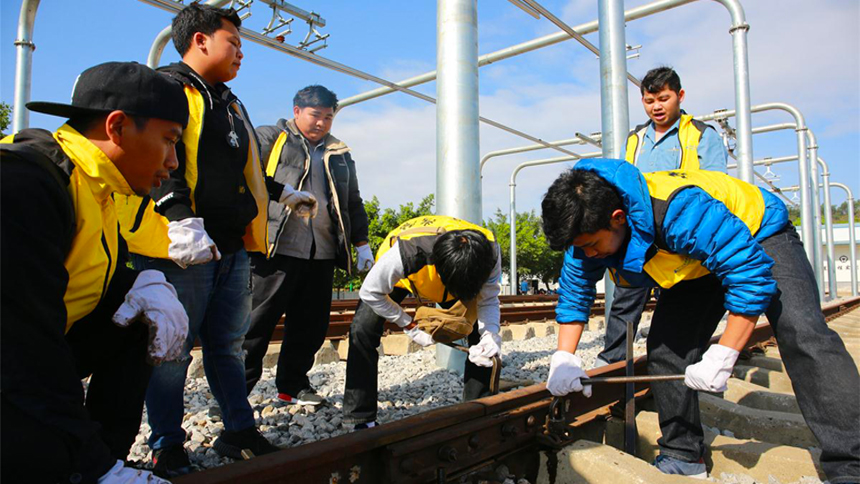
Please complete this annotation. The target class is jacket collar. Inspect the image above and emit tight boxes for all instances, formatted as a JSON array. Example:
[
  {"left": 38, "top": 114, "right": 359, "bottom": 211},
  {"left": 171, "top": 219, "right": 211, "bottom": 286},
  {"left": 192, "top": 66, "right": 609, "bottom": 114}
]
[
  {"left": 53, "top": 124, "right": 134, "bottom": 199},
  {"left": 284, "top": 118, "right": 348, "bottom": 152},
  {"left": 573, "top": 158, "right": 654, "bottom": 273}
]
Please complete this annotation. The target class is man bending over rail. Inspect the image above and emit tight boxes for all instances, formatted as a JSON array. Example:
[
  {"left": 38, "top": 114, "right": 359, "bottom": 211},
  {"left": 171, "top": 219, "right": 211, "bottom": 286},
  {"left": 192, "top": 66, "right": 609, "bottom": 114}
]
[
  {"left": 343, "top": 215, "right": 503, "bottom": 429},
  {"left": 540, "top": 159, "right": 859, "bottom": 481},
  {"left": 1, "top": 62, "right": 190, "bottom": 484}
]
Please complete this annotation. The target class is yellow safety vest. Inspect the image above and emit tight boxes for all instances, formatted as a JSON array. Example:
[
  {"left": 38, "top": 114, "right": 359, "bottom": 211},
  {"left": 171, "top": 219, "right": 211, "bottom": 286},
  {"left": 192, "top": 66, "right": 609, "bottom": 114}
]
[
  {"left": 115, "top": 85, "right": 268, "bottom": 257},
  {"left": 614, "top": 170, "right": 765, "bottom": 289},
  {"left": 377, "top": 215, "right": 496, "bottom": 303},
  {"left": 625, "top": 114, "right": 712, "bottom": 170},
  {"left": 3, "top": 125, "right": 133, "bottom": 332}
]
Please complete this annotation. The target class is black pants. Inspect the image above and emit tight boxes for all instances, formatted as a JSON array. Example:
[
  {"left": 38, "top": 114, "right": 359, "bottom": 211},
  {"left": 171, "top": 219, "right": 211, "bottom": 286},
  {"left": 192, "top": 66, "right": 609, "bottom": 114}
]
[
  {"left": 597, "top": 285, "right": 652, "bottom": 364},
  {"left": 66, "top": 314, "right": 152, "bottom": 460},
  {"left": 2, "top": 318, "right": 151, "bottom": 484},
  {"left": 342, "top": 288, "right": 492, "bottom": 425},
  {"left": 243, "top": 254, "right": 336, "bottom": 396}
]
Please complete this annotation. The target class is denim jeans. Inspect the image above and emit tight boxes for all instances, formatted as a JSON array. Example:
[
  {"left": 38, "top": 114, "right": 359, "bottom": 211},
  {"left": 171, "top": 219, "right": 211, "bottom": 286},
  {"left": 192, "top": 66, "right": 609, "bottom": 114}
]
[
  {"left": 342, "top": 288, "right": 492, "bottom": 425},
  {"left": 598, "top": 285, "right": 652, "bottom": 364},
  {"left": 132, "top": 250, "right": 255, "bottom": 450},
  {"left": 647, "top": 225, "right": 860, "bottom": 482}
]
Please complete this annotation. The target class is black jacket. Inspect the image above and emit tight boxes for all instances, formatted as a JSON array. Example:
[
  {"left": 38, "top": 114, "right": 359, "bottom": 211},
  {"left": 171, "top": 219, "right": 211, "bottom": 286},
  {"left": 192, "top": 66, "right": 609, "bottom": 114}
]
[{"left": 1, "top": 129, "right": 138, "bottom": 482}]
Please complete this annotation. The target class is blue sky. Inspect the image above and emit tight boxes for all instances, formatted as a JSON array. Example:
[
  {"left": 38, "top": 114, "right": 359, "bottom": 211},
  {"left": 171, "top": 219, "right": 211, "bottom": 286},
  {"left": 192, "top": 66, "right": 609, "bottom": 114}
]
[{"left": 2, "top": 0, "right": 858, "bottom": 221}]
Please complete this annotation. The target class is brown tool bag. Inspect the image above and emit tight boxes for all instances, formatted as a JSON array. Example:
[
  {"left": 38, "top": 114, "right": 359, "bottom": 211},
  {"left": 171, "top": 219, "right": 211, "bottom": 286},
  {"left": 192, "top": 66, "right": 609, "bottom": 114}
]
[{"left": 413, "top": 298, "right": 478, "bottom": 344}]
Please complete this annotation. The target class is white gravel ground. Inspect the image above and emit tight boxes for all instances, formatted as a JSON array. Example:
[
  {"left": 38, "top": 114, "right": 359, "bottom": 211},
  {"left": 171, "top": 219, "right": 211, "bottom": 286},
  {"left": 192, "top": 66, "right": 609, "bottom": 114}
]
[{"left": 124, "top": 313, "right": 824, "bottom": 484}]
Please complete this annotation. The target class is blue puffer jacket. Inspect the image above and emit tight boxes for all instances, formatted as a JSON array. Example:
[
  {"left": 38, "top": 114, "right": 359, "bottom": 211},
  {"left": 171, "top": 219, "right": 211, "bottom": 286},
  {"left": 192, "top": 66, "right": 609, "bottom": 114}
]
[{"left": 555, "top": 159, "right": 788, "bottom": 323}]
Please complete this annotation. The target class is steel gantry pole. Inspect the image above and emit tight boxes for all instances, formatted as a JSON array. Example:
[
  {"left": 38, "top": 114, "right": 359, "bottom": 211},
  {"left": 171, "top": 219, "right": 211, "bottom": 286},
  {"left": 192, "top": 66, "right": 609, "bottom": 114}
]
[
  {"left": 830, "top": 183, "right": 858, "bottom": 297},
  {"left": 436, "top": 0, "right": 480, "bottom": 223},
  {"left": 806, "top": 129, "right": 824, "bottom": 298},
  {"left": 712, "top": 0, "right": 753, "bottom": 182},
  {"left": 817, "top": 158, "right": 837, "bottom": 299},
  {"left": 12, "top": 0, "right": 41, "bottom": 133},
  {"left": 509, "top": 152, "right": 602, "bottom": 292},
  {"left": 697, "top": 103, "right": 815, "bottom": 267}
]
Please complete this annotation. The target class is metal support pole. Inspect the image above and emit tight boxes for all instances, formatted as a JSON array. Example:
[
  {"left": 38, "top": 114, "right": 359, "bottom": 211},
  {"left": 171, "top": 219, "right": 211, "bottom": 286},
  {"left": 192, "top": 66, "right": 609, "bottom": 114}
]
[
  {"left": 509, "top": 152, "right": 602, "bottom": 292},
  {"left": 436, "top": 0, "right": 480, "bottom": 223},
  {"left": 807, "top": 130, "right": 824, "bottom": 299},
  {"left": 712, "top": 0, "right": 753, "bottom": 182},
  {"left": 830, "top": 183, "right": 858, "bottom": 297},
  {"left": 12, "top": 0, "right": 41, "bottom": 133},
  {"left": 598, "top": 0, "right": 633, "bottom": 456},
  {"left": 818, "top": 158, "right": 836, "bottom": 299}
]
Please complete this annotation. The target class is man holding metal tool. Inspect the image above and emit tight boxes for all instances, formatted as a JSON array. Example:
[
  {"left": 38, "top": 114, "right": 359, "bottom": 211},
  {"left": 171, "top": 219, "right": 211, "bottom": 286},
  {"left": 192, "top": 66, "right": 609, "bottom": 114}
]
[
  {"left": 115, "top": 5, "right": 278, "bottom": 476},
  {"left": 541, "top": 159, "right": 859, "bottom": 481},
  {"left": 1, "top": 62, "right": 190, "bottom": 484},
  {"left": 596, "top": 66, "right": 728, "bottom": 368},
  {"left": 343, "top": 215, "right": 503, "bottom": 429},
  {"left": 242, "top": 84, "right": 371, "bottom": 406}
]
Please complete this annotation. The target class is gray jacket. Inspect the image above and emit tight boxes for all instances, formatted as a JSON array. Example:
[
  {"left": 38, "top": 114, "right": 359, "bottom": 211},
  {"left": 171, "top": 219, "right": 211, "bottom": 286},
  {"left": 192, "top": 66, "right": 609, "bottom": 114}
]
[{"left": 256, "top": 118, "right": 369, "bottom": 273}]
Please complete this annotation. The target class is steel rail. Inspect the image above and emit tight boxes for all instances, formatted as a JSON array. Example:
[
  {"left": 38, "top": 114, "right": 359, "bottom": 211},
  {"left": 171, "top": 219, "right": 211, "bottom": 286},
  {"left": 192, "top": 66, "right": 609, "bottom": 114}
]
[{"left": 175, "top": 297, "right": 860, "bottom": 484}]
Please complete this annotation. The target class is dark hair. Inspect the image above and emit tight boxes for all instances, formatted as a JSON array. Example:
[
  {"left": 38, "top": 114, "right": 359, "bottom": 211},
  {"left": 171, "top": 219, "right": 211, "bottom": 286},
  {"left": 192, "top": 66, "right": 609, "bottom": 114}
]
[
  {"left": 172, "top": 4, "right": 242, "bottom": 56},
  {"left": 541, "top": 168, "right": 624, "bottom": 251},
  {"left": 68, "top": 114, "right": 148, "bottom": 134},
  {"left": 293, "top": 85, "right": 339, "bottom": 111},
  {"left": 432, "top": 229, "right": 496, "bottom": 302},
  {"left": 640, "top": 66, "right": 681, "bottom": 96}
]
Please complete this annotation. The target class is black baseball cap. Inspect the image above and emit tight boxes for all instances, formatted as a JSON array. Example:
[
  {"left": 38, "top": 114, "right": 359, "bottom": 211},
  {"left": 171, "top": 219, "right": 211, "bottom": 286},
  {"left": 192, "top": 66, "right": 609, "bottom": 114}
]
[{"left": 27, "top": 61, "right": 189, "bottom": 128}]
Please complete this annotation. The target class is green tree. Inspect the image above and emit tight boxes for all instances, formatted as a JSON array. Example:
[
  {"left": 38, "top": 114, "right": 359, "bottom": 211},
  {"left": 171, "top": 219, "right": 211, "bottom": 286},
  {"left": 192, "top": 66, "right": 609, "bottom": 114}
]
[
  {"left": 484, "top": 209, "right": 563, "bottom": 290},
  {"left": 332, "top": 194, "right": 435, "bottom": 292},
  {"left": 0, "top": 102, "right": 11, "bottom": 136}
]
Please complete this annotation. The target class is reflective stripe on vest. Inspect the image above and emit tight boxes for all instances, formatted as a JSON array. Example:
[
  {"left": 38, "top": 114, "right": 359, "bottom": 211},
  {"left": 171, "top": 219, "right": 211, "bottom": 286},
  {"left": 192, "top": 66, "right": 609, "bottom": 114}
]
[
  {"left": 636, "top": 170, "right": 765, "bottom": 289},
  {"left": 377, "top": 215, "right": 496, "bottom": 303},
  {"left": 625, "top": 114, "right": 704, "bottom": 171}
]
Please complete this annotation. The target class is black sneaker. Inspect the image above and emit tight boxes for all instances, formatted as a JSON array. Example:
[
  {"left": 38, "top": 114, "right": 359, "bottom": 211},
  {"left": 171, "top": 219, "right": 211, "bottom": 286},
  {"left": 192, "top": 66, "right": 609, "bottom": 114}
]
[
  {"left": 152, "top": 444, "right": 193, "bottom": 478},
  {"left": 352, "top": 421, "right": 378, "bottom": 430},
  {"left": 278, "top": 388, "right": 327, "bottom": 406},
  {"left": 213, "top": 427, "right": 280, "bottom": 460}
]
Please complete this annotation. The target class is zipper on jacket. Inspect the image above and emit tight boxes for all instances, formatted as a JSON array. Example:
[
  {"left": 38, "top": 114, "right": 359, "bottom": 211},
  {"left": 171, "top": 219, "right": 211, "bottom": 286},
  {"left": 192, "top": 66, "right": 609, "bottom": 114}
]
[{"left": 99, "top": 232, "right": 112, "bottom": 300}]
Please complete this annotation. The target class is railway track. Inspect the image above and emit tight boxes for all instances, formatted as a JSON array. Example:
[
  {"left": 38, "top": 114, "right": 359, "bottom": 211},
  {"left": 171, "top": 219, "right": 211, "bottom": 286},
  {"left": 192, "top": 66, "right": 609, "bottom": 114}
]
[{"left": 176, "top": 296, "right": 860, "bottom": 484}]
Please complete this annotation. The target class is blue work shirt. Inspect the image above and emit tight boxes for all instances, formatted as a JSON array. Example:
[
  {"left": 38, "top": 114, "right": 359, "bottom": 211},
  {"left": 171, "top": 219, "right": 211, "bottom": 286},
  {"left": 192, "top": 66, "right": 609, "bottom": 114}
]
[{"left": 635, "top": 117, "right": 728, "bottom": 174}]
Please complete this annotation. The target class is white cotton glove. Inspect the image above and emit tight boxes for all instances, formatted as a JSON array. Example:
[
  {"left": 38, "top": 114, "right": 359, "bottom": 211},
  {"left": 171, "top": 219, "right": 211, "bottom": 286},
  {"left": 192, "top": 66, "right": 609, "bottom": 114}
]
[
  {"left": 113, "top": 270, "right": 189, "bottom": 365},
  {"left": 98, "top": 459, "right": 171, "bottom": 483},
  {"left": 468, "top": 331, "right": 502, "bottom": 367},
  {"left": 684, "top": 344, "right": 740, "bottom": 393},
  {"left": 547, "top": 351, "right": 592, "bottom": 398},
  {"left": 280, "top": 184, "right": 318, "bottom": 218},
  {"left": 166, "top": 217, "right": 221, "bottom": 269},
  {"left": 404, "top": 325, "right": 435, "bottom": 347},
  {"left": 355, "top": 244, "right": 374, "bottom": 272}
]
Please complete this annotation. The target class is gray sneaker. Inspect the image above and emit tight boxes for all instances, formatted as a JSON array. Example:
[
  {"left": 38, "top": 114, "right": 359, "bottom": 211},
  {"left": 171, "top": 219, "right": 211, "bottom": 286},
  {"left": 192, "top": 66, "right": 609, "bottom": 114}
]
[
  {"left": 278, "top": 388, "right": 326, "bottom": 406},
  {"left": 653, "top": 454, "right": 707, "bottom": 479}
]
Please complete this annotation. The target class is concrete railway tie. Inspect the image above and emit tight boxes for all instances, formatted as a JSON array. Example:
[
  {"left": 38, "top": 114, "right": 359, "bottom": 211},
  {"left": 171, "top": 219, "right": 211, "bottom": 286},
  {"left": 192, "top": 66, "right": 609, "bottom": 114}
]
[{"left": 536, "top": 307, "right": 859, "bottom": 484}]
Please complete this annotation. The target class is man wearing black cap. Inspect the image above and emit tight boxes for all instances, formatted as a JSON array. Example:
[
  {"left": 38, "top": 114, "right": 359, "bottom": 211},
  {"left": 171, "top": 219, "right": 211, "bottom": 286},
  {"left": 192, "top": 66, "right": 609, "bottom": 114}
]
[
  {"left": 114, "top": 4, "right": 277, "bottom": 475},
  {"left": 1, "top": 62, "right": 190, "bottom": 483}
]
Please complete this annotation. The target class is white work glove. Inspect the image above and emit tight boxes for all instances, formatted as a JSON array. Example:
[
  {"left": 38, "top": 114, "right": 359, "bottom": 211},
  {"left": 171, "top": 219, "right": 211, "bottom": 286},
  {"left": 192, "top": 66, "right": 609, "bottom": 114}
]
[
  {"left": 684, "top": 344, "right": 740, "bottom": 393},
  {"left": 113, "top": 270, "right": 189, "bottom": 365},
  {"left": 280, "top": 184, "right": 318, "bottom": 218},
  {"left": 167, "top": 217, "right": 221, "bottom": 269},
  {"left": 547, "top": 351, "right": 592, "bottom": 398},
  {"left": 404, "top": 325, "right": 435, "bottom": 347},
  {"left": 468, "top": 331, "right": 502, "bottom": 367},
  {"left": 355, "top": 244, "right": 374, "bottom": 272},
  {"left": 98, "top": 459, "right": 171, "bottom": 483}
]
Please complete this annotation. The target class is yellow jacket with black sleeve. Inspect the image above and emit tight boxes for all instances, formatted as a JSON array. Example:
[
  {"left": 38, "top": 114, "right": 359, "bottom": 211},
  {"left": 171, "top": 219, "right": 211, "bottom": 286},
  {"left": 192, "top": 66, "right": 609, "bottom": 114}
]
[
  {"left": 1, "top": 127, "right": 139, "bottom": 482},
  {"left": 115, "top": 62, "right": 268, "bottom": 257},
  {"left": 359, "top": 215, "right": 503, "bottom": 335},
  {"left": 555, "top": 159, "right": 789, "bottom": 325}
]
